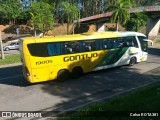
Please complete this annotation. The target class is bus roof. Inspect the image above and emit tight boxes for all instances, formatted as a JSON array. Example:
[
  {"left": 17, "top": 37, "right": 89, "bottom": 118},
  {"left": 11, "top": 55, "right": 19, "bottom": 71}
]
[
  {"left": 21, "top": 31, "right": 146, "bottom": 43},
  {"left": 118, "top": 31, "right": 146, "bottom": 37}
]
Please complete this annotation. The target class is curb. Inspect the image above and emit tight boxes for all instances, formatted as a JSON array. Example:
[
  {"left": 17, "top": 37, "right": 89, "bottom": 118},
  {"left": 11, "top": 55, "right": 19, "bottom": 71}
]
[{"left": 0, "top": 63, "right": 22, "bottom": 68}]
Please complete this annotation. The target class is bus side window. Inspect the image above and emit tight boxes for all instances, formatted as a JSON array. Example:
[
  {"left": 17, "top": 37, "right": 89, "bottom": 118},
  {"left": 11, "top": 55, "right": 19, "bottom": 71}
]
[
  {"left": 107, "top": 39, "right": 114, "bottom": 49},
  {"left": 123, "top": 41, "right": 129, "bottom": 47},
  {"left": 79, "top": 41, "right": 84, "bottom": 52},
  {"left": 66, "top": 42, "right": 73, "bottom": 54},
  {"left": 113, "top": 39, "right": 118, "bottom": 48},
  {"left": 103, "top": 39, "right": 107, "bottom": 49},
  {"left": 91, "top": 40, "right": 96, "bottom": 51},
  {"left": 126, "top": 37, "right": 138, "bottom": 47},
  {"left": 95, "top": 40, "right": 100, "bottom": 50},
  {"left": 48, "top": 43, "right": 55, "bottom": 56},
  {"left": 99, "top": 39, "right": 104, "bottom": 50},
  {"left": 62, "top": 43, "right": 65, "bottom": 54},
  {"left": 117, "top": 38, "right": 125, "bottom": 48},
  {"left": 84, "top": 43, "right": 91, "bottom": 51},
  {"left": 132, "top": 37, "right": 138, "bottom": 48},
  {"left": 62, "top": 42, "right": 71, "bottom": 54},
  {"left": 28, "top": 43, "right": 48, "bottom": 57},
  {"left": 95, "top": 40, "right": 104, "bottom": 50},
  {"left": 70, "top": 41, "right": 81, "bottom": 53},
  {"left": 83, "top": 40, "right": 96, "bottom": 52},
  {"left": 47, "top": 43, "right": 62, "bottom": 56}
]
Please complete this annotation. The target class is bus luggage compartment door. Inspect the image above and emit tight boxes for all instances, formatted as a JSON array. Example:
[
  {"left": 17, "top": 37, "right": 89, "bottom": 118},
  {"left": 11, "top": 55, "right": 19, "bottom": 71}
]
[{"left": 32, "top": 67, "right": 50, "bottom": 83}]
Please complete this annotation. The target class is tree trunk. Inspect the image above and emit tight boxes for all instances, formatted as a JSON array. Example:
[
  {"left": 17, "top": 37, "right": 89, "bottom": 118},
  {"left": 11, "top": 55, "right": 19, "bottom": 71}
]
[
  {"left": 116, "top": 19, "right": 119, "bottom": 31},
  {"left": 136, "top": 25, "right": 138, "bottom": 32},
  {"left": 0, "top": 31, "right": 5, "bottom": 59},
  {"left": 9, "top": 19, "right": 11, "bottom": 25},
  {"left": 43, "top": 24, "right": 45, "bottom": 36},
  {"left": 72, "top": 23, "right": 75, "bottom": 34},
  {"left": 34, "top": 25, "right": 37, "bottom": 37},
  {"left": 67, "top": 23, "right": 69, "bottom": 35}
]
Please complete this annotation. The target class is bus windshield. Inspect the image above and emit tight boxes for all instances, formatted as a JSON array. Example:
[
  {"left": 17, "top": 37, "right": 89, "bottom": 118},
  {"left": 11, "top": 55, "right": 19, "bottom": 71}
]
[{"left": 137, "top": 36, "right": 148, "bottom": 52}]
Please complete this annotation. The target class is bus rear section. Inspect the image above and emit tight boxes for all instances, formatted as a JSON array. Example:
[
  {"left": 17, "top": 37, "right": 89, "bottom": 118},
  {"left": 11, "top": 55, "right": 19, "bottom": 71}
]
[
  {"left": 20, "top": 39, "right": 53, "bottom": 83},
  {"left": 19, "top": 39, "right": 33, "bottom": 83}
]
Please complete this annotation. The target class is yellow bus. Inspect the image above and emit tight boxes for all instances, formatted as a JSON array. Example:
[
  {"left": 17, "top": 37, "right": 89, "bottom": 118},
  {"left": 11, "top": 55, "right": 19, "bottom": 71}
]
[{"left": 19, "top": 32, "right": 152, "bottom": 83}]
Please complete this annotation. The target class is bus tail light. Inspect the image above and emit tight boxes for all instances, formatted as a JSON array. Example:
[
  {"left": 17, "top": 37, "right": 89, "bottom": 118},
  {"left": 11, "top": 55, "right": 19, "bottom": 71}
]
[{"left": 24, "top": 66, "right": 30, "bottom": 76}]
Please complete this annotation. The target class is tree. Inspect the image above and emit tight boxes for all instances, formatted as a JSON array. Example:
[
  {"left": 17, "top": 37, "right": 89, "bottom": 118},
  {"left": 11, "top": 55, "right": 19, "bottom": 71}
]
[
  {"left": 126, "top": 12, "right": 147, "bottom": 31},
  {"left": 0, "top": 0, "right": 22, "bottom": 24},
  {"left": 107, "top": 0, "right": 133, "bottom": 31},
  {"left": 79, "top": 0, "right": 104, "bottom": 18},
  {"left": 134, "top": 0, "right": 160, "bottom": 6},
  {"left": 29, "top": 1, "right": 54, "bottom": 36},
  {"left": 58, "top": 1, "right": 79, "bottom": 34}
]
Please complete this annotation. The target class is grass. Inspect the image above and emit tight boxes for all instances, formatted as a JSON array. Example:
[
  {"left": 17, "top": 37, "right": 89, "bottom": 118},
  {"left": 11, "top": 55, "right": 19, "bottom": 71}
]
[
  {"left": 57, "top": 83, "right": 160, "bottom": 120},
  {"left": 0, "top": 54, "right": 20, "bottom": 65}
]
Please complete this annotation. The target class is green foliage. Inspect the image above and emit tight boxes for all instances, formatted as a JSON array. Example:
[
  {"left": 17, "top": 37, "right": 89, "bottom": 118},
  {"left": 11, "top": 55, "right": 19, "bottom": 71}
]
[
  {"left": 29, "top": 1, "right": 54, "bottom": 35},
  {"left": 0, "top": 0, "right": 22, "bottom": 24},
  {"left": 0, "top": 54, "right": 20, "bottom": 65},
  {"left": 58, "top": 1, "right": 79, "bottom": 34},
  {"left": 136, "top": 0, "right": 160, "bottom": 6},
  {"left": 57, "top": 83, "right": 160, "bottom": 120},
  {"left": 80, "top": 0, "right": 106, "bottom": 18},
  {"left": 126, "top": 13, "right": 147, "bottom": 32},
  {"left": 107, "top": 0, "right": 133, "bottom": 31},
  {"left": 0, "top": 0, "right": 156, "bottom": 33}
]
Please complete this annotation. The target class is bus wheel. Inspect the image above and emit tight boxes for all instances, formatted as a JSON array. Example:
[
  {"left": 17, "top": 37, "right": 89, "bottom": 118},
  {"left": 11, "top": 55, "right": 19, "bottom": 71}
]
[
  {"left": 57, "top": 69, "right": 69, "bottom": 81},
  {"left": 72, "top": 67, "right": 83, "bottom": 78},
  {"left": 129, "top": 57, "right": 136, "bottom": 66}
]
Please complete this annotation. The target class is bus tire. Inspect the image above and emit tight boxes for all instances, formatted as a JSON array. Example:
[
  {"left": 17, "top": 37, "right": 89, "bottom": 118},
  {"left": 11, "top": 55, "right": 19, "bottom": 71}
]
[
  {"left": 72, "top": 67, "right": 83, "bottom": 78},
  {"left": 57, "top": 69, "right": 69, "bottom": 81},
  {"left": 129, "top": 57, "right": 136, "bottom": 66}
]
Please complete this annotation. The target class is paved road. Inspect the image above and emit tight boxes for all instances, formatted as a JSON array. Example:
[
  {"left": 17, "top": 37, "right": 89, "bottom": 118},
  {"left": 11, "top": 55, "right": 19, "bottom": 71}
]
[
  {"left": 0, "top": 47, "right": 160, "bottom": 118},
  {"left": 4, "top": 50, "right": 19, "bottom": 55},
  {"left": 0, "top": 50, "right": 19, "bottom": 55}
]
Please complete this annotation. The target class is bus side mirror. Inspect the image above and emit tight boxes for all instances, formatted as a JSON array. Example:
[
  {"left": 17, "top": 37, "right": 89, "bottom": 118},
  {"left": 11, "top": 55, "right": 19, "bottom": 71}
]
[{"left": 144, "top": 39, "right": 153, "bottom": 46}]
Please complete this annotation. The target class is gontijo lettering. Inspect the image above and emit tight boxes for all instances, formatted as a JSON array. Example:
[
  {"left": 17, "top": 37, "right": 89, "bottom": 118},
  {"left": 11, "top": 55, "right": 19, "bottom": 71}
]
[{"left": 63, "top": 53, "right": 98, "bottom": 62}]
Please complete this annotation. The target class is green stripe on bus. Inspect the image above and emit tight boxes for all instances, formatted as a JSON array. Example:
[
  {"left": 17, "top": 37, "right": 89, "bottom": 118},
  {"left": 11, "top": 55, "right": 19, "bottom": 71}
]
[{"left": 97, "top": 47, "right": 128, "bottom": 66}]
